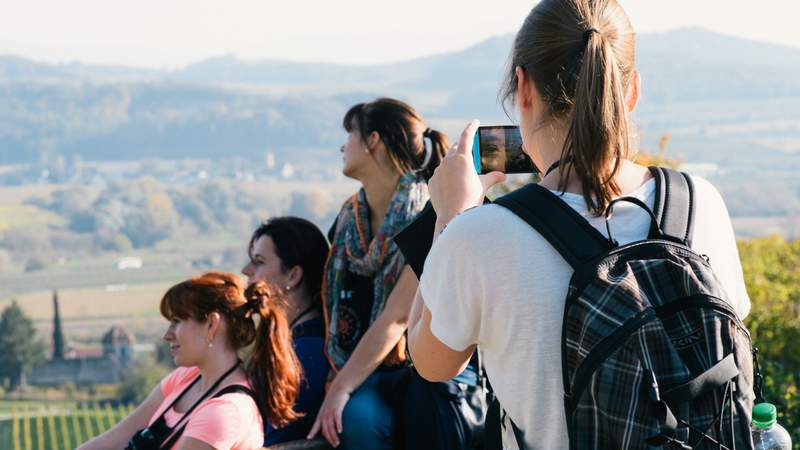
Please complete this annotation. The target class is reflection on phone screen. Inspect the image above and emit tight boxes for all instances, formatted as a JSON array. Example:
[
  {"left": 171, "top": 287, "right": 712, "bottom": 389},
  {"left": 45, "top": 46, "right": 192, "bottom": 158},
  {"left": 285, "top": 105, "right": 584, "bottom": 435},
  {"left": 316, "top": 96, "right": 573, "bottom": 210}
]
[{"left": 479, "top": 127, "right": 532, "bottom": 174}]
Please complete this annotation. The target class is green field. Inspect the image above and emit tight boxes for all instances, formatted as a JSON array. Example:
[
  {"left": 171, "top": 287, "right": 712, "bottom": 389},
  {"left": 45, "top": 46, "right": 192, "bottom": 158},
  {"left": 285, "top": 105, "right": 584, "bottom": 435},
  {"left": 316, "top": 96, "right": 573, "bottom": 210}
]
[
  {"left": 0, "top": 400, "right": 134, "bottom": 450},
  {"left": 0, "top": 204, "right": 64, "bottom": 232}
]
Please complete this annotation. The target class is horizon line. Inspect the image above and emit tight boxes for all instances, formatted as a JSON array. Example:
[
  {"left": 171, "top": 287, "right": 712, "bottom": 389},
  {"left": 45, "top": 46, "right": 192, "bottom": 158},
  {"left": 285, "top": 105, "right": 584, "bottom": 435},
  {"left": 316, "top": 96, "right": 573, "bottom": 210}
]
[{"left": 2, "top": 26, "right": 799, "bottom": 72}]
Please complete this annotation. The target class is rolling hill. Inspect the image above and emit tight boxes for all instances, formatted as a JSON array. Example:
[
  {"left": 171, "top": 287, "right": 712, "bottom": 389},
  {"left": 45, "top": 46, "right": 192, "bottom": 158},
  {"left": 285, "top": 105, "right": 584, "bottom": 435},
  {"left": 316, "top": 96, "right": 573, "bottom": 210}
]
[{"left": 0, "top": 27, "right": 798, "bottom": 201}]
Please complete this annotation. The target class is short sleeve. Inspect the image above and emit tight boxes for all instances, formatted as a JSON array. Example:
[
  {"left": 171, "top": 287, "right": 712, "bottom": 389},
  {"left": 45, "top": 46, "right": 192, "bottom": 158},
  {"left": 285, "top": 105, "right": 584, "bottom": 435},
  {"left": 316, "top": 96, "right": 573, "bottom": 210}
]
[
  {"left": 182, "top": 396, "right": 251, "bottom": 449},
  {"left": 419, "top": 211, "right": 485, "bottom": 351},
  {"left": 159, "top": 367, "right": 199, "bottom": 398},
  {"left": 690, "top": 176, "right": 752, "bottom": 319}
]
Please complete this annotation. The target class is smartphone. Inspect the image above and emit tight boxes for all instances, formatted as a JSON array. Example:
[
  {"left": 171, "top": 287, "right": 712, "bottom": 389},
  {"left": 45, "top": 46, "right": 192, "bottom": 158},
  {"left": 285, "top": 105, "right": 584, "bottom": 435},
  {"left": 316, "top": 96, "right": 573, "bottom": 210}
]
[{"left": 472, "top": 125, "right": 536, "bottom": 174}]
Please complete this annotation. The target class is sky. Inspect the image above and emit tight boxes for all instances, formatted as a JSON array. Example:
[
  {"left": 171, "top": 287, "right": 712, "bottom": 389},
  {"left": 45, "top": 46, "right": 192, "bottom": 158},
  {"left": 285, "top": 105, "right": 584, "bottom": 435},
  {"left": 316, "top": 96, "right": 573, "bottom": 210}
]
[{"left": 0, "top": 0, "right": 798, "bottom": 68}]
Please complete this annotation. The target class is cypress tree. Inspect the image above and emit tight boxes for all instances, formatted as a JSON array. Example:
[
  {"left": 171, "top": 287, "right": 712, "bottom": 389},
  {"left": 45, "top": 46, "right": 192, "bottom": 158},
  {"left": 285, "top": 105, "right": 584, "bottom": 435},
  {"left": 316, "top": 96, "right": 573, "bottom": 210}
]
[{"left": 52, "top": 290, "right": 66, "bottom": 360}]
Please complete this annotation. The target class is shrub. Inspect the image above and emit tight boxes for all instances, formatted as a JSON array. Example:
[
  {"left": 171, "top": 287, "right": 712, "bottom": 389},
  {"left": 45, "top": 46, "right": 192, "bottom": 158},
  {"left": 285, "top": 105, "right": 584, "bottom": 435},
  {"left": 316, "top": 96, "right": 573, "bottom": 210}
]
[
  {"left": 117, "top": 363, "right": 170, "bottom": 404},
  {"left": 739, "top": 235, "right": 800, "bottom": 444}
]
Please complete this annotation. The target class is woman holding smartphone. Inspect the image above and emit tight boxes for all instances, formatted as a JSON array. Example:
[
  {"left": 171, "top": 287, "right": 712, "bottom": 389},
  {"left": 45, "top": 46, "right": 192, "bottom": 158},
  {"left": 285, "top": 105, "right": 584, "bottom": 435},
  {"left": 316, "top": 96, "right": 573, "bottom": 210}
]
[
  {"left": 78, "top": 272, "right": 302, "bottom": 450},
  {"left": 307, "top": 97, "right": 448, "bottom": 449},
  {"left": 407, "top": 0, "right": 751, "bottom": 449}
]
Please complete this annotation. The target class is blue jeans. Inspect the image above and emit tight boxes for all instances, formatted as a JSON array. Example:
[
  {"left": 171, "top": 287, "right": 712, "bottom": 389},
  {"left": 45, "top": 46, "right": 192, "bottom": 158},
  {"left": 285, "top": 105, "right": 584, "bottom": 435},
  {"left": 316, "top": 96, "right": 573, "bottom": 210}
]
[{"left": 339, "top": 370, "right": 395, "bottom": 450}]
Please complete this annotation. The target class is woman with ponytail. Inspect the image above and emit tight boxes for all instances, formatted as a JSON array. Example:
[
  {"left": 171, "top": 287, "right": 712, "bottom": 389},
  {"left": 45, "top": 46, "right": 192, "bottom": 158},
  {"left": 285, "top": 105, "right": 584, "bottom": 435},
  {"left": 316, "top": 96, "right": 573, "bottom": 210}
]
[
  {"left": 242, "top": 217, "right": 330, "bottom": 445},
  {"left": 78, "top": 272, "right": 302, "bottom": 450},
  {"left": 408, "top": 0, "right": 751, "bottom": 449},
  {"left": 308, "top": 98, "right": 450, "bottom": 449}
]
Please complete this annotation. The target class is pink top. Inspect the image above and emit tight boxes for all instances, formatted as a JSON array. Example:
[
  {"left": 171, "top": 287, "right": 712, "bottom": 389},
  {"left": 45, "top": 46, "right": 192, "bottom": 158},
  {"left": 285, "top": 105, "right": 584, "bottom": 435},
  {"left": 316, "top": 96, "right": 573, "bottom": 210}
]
[{"left": 150, "top": 366, "right": 265, "bottom": 450}]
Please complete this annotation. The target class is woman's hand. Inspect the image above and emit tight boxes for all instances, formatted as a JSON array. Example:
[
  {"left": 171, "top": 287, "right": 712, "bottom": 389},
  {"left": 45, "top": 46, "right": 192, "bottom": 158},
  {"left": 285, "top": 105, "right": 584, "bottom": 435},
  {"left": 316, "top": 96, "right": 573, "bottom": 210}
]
[
  {"left": 307, "top": 383, "right": 351, "bottom": 448},
  {"left": 429, "top": 120, "right": 506, "bottom": 226}
]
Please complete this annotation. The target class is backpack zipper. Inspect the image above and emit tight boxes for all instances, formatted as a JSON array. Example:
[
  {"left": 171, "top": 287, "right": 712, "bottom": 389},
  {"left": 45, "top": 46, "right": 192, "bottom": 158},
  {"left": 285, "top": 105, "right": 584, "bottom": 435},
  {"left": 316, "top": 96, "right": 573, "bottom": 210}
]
[
  {"left": 568, "top": 240, "right": 712, "bottom": 307},
  {"left": 657, "top": 294, "right": 750, "bottom": 339}
]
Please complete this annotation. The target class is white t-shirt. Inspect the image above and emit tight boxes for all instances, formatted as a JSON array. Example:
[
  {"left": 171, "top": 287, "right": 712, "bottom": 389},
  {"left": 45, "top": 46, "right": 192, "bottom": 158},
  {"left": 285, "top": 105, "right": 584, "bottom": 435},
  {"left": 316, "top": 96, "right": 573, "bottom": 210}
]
[{"left": 419, "top": 176, "right": 750, "bottom": 450}]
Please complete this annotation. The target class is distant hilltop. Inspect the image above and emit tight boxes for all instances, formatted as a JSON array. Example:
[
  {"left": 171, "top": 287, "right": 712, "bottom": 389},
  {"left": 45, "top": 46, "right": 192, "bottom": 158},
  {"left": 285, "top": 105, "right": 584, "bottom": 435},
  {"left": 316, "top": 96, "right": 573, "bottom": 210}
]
[
  {"left": 2, "top": 27, "right": 800, "bottom": 89},
  {"left": 0, "top": 27, "right": 799, "bottom": 165}
]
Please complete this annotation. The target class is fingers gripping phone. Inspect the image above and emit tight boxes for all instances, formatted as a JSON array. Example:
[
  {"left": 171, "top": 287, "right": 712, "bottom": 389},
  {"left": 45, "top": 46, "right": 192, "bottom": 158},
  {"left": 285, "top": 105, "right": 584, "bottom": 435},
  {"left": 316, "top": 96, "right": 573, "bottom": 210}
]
[{"left": 472, "top": 125, "right": 536, "bottom": 174}]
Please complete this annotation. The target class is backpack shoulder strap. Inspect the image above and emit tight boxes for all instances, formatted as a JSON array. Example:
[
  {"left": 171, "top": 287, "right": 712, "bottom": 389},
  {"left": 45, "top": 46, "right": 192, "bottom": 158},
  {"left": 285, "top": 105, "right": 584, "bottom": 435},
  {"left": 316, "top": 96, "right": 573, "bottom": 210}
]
[
  {"left": 493, "top": 184, "right": 612, "bottom": 269},
  {"left": 649, "top": 167, "right": 696, "bottom": 246}
]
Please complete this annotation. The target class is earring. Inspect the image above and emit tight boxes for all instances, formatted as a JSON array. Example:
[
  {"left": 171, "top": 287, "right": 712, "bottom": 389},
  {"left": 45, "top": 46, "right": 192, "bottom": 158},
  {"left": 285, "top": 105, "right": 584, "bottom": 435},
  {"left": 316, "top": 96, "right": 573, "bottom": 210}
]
[
  {"left": 284, "top": 285, "right": 292, "bottom": 292},
  {"left": 208, "top": 342, "right": 213, "bottom": 348}
]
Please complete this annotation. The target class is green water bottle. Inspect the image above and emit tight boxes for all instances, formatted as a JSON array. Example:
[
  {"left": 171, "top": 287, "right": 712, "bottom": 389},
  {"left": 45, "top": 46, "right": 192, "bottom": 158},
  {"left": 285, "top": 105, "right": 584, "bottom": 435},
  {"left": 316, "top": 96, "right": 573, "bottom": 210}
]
[{"left": 751, "top": 402, "right": 791, "bottom": 450}]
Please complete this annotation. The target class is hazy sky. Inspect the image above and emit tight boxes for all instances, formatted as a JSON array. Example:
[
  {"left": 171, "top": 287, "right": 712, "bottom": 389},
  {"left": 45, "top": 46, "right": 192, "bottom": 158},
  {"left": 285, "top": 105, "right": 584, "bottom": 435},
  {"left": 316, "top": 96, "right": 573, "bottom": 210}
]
[{"left": 1, "top": 0, "right": 797, "bottom": 68}]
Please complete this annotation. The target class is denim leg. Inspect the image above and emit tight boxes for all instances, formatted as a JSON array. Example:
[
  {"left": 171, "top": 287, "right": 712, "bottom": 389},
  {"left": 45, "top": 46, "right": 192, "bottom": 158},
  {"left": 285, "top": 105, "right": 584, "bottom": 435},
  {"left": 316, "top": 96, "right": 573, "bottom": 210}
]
[{"left": 339, "top": 371, "right": 394, "bottom": 450}]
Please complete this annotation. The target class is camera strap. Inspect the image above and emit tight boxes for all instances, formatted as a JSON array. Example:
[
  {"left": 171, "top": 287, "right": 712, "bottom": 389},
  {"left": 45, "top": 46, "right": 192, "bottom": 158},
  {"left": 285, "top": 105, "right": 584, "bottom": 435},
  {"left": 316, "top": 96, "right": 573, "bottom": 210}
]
[
  {"left": 155, "top": 360, "right": 242, "bottom": 449},
  {"left": 161, "top": 385, "right": 260, "bottom": 450}
]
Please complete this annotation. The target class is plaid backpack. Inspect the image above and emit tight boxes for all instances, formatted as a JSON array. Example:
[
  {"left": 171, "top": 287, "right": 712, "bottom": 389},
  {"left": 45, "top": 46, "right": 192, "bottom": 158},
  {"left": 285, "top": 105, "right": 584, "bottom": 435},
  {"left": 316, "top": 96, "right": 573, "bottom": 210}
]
[{"left": 492, "top": 167, "right": 757, "bottom": 449}]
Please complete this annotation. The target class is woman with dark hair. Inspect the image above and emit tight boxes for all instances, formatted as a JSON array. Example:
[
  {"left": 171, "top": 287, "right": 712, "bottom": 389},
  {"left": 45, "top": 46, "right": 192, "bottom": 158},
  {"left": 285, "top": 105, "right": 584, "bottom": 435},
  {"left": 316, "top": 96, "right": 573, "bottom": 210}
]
[
  {"left": 407, "top": 0, "right": 751, "bottom": 449},
  {"left": 241, "top": 216, "right": 330, "bottom": 445},
  {"left": 307, "top": 98, "right": 449, "bottom": 449},
  {"left": 79, "top": 272, "right": 302, "bottom": 450}
]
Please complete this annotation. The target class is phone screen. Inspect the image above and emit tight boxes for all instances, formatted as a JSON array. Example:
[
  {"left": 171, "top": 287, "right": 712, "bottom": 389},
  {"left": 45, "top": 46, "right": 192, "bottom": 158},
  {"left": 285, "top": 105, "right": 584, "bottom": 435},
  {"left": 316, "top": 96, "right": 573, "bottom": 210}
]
[{"left": 472, "top": 126, "right": 535, "bottom": 174}]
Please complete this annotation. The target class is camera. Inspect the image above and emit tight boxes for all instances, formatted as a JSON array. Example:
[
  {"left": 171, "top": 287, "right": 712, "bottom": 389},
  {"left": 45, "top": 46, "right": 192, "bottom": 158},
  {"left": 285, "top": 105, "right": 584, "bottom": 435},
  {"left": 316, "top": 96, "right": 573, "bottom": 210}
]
[{"left": 125, "top": 417, "right": 172, "bottom": 450}]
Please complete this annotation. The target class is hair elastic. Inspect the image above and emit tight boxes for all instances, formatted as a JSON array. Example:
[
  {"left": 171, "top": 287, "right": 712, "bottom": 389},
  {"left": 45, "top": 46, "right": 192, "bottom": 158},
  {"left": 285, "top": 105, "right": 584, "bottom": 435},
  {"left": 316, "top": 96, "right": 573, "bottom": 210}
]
[
  {"left": 415, "top": 127, "right": 433, "bottom": 172},
  {"left": 583, "top": 27, "right": 601, "bottom": 43},
  {"left": 418, "top": 139, "right": 433, "bottom": 171}
]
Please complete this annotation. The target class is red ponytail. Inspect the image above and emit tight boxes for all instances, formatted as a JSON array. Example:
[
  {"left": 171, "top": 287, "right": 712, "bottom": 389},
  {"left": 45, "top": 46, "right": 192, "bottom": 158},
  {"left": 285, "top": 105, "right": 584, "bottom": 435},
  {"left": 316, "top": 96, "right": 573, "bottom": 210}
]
[{"left": 244, "top": 281, "right": 303, "bottom": 427}]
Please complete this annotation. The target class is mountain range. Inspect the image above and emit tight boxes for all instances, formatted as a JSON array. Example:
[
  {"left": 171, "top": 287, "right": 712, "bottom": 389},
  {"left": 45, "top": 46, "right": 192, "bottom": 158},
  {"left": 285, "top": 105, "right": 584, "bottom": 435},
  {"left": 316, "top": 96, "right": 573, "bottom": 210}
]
[{"left": 0, "top": 27, "right": 798, "bottom": 169}]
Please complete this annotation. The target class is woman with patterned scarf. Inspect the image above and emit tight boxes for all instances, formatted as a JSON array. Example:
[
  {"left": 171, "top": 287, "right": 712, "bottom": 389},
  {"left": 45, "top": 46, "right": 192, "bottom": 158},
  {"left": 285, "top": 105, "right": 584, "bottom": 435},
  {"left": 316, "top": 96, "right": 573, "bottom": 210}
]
[{"left": 307, "top": 98, "right": 448, "bottom": 449}]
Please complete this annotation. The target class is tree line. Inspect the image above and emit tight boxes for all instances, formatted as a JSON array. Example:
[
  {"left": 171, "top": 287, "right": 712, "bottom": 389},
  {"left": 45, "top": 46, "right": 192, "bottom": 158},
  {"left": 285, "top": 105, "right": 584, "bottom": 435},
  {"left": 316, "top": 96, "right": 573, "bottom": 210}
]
[{"left": 1, "top": 177, "right": 339, "bottom": 273}]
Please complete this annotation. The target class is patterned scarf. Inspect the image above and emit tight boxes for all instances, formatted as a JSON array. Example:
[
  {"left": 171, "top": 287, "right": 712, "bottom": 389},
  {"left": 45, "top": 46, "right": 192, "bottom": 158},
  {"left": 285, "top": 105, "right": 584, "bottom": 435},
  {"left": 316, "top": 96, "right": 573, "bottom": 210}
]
[{"left": 323, "top": 173, "right": 428, "bottom": 370}]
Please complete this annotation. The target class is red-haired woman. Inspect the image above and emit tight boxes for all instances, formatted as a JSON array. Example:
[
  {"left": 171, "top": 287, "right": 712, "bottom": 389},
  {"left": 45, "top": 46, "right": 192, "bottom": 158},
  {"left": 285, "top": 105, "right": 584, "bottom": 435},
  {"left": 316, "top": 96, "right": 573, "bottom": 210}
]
[{"left": 78, "top": 272, "right": 302, "bottom": 450}]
